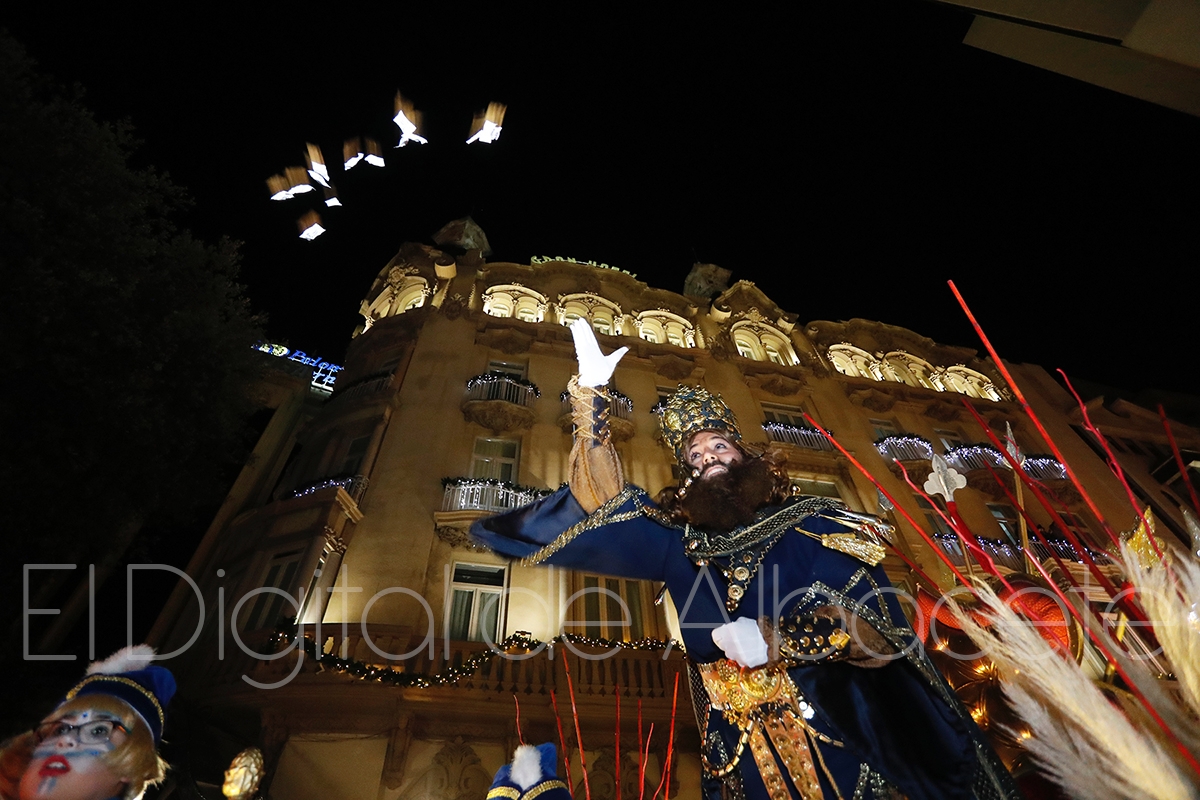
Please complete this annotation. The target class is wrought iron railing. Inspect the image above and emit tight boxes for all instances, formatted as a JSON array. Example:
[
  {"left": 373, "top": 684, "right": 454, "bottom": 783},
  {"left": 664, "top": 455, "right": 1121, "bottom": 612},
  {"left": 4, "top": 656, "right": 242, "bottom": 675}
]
[
  {"left": 440, "top": 478, "right": 551, "bottom": 513},
  {"left": 945, "top": 444, "right": 1007, "bottom": 472},
  {"left": 465, "top": 373, "right": 540, "bottom": 406},
  {"left": 1022, "top": 455, "right": 1068, "bottom": 481},
  {"left": 287, "top": 474, "right": 369, "bottom": 501},
  {"left": 875, "top": 435, "right": 934, "bottom": 462},
  {"left": 763, "top": 422, "right": 833, "bottom": 451},
  {"left": 931, "top": 531, "right": 1109, "bottom": 569}
]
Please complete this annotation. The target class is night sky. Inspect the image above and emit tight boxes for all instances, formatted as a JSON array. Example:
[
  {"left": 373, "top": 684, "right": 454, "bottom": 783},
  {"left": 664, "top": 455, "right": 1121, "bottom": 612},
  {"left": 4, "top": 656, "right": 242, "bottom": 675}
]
[{"left": 6, "top": 3, "right": 1198, "bottom": 394}]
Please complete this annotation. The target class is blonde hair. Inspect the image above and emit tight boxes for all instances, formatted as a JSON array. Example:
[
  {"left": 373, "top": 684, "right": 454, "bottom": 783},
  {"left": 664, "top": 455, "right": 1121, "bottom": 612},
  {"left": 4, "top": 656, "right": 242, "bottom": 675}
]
[{"left": 6, "top": 694, "right": 167, "bottom": 800}]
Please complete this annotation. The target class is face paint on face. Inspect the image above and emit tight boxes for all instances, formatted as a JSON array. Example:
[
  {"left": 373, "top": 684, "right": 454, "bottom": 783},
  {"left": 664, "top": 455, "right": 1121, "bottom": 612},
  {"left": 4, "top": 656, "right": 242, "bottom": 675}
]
[{"left": 19, "top": 711, "right": 129, "bottom": 800}]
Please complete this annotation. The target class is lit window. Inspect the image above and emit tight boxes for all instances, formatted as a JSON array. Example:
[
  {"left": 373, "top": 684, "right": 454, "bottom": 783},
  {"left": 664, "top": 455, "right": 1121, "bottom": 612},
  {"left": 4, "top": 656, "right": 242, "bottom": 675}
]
[
  {"left": 486, "top": 302, "right": 512, "bottom": 318},
  {"left": 568, "top": 574, "right": 646, "bottom": 641},
  {"left": 735, "top": 338, "right": 756, "bottom": 359},
  {"left": 790, "top": 477, "right": 841, "bottom": 499},
  {"left": 593, "top": 317, "right": 611, "bottom": 335},
  {"left": 667, "top": 331, "right": 684, "bottom": 347},
  {"left": 447, "top": 563, "right": 506, "bottom": 643},
  {"left": 641, "top": 328, "right": 660, "bottom": 343},
  {"left": 244, "top": 550, "right": 303, "bottom": 630},
  {"left": 917, "top": 497, "right": 955, "bottom": 538},
  {"left": 765, "top": 344, "right": 784, "bottom": 364},
  {"left": 517, "top": 306, "right": 539, "bottom": 322},
  {"left": 472, "top": 438, "right": 519, "bottom": 482},
  {"left": 403, "top": 295, "right": 425, "bottom": 311},
  {"left": 563, "top": 312, "right": 582, "bottom": 325},
  {"left": 488, "top": 360, "right": 526, "bottom": 379}
]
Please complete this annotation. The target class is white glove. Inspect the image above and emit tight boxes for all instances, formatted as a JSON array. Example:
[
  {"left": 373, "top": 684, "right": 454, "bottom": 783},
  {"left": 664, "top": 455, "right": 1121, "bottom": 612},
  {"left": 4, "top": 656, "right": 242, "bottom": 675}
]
[
  {"left": 711, "top": 617, "right": 769, "bottom": 668},
  {"left": 570, "top": 318, "right": 628, "bottom": 387}
]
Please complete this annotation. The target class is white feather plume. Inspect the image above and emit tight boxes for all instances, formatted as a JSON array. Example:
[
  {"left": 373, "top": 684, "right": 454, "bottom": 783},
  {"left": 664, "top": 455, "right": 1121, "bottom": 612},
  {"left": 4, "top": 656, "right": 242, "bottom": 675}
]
[
  {"left": 86, "top": 645, "right": 156, "bottom": 675},
  {"left": 510, "top": 744, "right": 543, "bottom": 790},
  {"left": 1120, "top": 540, "right": 1200, "bottom": 721},
  {"left": 951, "top": 583, "right": 1196, "bottom": 800}
]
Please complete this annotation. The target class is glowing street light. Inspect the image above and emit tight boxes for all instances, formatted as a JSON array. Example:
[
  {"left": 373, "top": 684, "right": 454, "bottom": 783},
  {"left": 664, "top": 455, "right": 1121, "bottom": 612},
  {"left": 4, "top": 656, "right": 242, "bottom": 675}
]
[
  {"left": 393, "top": 92, "right": 428, "bottom": 147},
  {"left": 306, "top": 143, "right": 331, "bottom": 187},
  {"left": 297, "top": 210, "right": 325, "bottom": 240},
  {"left": 364, "top": 138, "right": 385, "bottom": 167},
  {"left": 344, "top": 137, "right": 365, "bottom": 170},
  {"left": 466, "top": 102, "right": 506, "bottom": 144}
]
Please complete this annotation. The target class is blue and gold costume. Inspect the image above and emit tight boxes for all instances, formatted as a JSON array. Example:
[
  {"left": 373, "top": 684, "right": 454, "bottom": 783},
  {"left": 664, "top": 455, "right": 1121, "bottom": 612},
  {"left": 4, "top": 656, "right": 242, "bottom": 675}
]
[{"left": 472, "top": 383, "right": 1019, "bottom": 800}]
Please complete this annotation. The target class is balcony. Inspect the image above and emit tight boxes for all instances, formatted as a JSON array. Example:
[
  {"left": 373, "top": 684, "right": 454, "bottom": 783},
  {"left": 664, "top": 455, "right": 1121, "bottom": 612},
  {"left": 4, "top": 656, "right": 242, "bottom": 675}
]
[
  {"left": 931, "top": 531, "right": 1110, "bottom": 573},
  {"left": 461, "top": 372, "right": 539, "bottom": 433},
  {"left": 762, "top": 422, "right": 833, "bottom": 451},
  {"left": 1023, "top": 455, "right": 1068, "bottom": 481},
  {"left": 440, "top": 478, "right": 551, "bottom": 514},
  {"left": 557, "top": 389, "right": 635, "bottom": 441},
  {"left": 875, "top": 435, "right": 934, "bottom": 462},
  {"left": 286, "top": 473, "right": 369, "bottom": 502},
  {"left": 945, "top": 444, "right": 1007, "bottom": 473},
  {"left": 325, "top": 370, "right": 396, "bottom": 408}
]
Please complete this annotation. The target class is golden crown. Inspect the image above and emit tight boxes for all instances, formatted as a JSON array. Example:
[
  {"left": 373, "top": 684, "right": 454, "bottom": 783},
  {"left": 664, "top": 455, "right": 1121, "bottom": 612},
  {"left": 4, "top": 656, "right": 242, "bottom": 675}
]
[{"left": 658, "top": 384, "right": 741, "bottom": 465}]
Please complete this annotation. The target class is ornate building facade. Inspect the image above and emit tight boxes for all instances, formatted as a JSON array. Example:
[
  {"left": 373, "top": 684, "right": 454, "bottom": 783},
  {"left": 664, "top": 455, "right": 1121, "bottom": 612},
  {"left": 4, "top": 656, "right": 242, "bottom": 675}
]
[{"left": 149, "top": 224, "right": 1199, "bottom": 798}]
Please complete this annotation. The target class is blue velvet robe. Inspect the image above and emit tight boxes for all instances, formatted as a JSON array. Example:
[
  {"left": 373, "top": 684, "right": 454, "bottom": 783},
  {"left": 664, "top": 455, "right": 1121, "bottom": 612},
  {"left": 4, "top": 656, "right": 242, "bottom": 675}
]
[{"left": 472, "top": 485, "right": 1019, "bottom": 800}]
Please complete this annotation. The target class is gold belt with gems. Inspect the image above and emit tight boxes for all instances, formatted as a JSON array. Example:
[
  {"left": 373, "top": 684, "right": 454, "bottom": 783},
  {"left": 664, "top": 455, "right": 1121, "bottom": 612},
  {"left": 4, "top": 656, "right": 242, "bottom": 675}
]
[
  {"left": 487, "top": 780, "right": 568, "bottom": 799},
  {"left": 698, "top": 659, "right": 844, "bottom": 800}
]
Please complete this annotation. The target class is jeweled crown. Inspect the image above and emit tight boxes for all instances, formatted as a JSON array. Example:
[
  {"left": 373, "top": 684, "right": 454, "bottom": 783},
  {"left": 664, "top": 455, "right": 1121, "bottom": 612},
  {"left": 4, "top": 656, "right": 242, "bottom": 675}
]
[{"left": 658, "top": 385, "right": 742, "bottom": 465}]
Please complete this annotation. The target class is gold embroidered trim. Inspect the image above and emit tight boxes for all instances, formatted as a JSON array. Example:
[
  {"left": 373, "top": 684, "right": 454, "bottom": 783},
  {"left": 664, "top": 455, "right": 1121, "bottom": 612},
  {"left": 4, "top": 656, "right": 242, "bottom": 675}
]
[
  {"left": 524, "top": 781, "right": 568, "bottom": 798},
  {"left": 487, "top": 788, "right": 520, "bottom": 799},
  {"left": 66, "top": 675, "right": 164, "bottom": 728},
  {"left": 520, "top": 487, "right": 641, "bottom": 566}
]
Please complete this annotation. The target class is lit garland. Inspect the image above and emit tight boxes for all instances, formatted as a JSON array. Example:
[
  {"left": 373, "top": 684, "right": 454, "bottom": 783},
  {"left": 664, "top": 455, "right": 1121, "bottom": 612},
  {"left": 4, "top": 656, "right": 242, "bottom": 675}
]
[
  {"left": 763, "top": 421, "right": 821, "bottom": 435},
  {"left": 874, "top": 435, "right": 934, "bottom": 460},
  {"left": 466, "top": 371, "right": 541, "bottom": 398},
  {"left": 440, "top": 476, "right": 553, "bottom": 497},
  {"left": 1023, "top": 455, "right": 1067, "bottom": 479},
  {"left": 288, "top": 474, "right": 367, "bottom": 499},
  {"left": 558, "top": 389, "right": 634, "bottom": 413},
  {"left": 269, "top": 626, "right": 680, "bottom": 689},
  {"left": 530, "top": 255, "right": 637, "bottom": 278}
]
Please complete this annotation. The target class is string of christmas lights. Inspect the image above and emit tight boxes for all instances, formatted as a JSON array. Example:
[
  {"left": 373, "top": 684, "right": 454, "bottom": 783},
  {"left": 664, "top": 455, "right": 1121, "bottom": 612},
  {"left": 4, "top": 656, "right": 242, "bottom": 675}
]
[
  {"left": 269, "top": 627, "right": 680, "bottom": 689},
  {"left": 465, "top": 371, "right": 541, "bottom": 398}
]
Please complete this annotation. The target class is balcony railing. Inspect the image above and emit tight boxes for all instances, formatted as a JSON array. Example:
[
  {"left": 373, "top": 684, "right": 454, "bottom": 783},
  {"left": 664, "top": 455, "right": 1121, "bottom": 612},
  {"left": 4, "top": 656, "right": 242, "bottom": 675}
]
[
  {"left": 287, "top": 474, "right": 369, "bottom": 501},
  {"left": 1023, "top": 455, "right": 1068, "bottom": 481},
  {"left": 465, "top": 373, "right": 540, "bottom": 406},
  {"left": 875, "top": 435, "right": 934, "bottom": 462},
  {"left": 325, "top": 370, "right": 395, "bottom": 406},
  {"left": 763, "top": 422, "right": 833, "bottom": 451},
  {"left": 441, "top": 478, "right": 552, "bottom": 513},
  {"left": 559, "top": 389, "right": 633, "bottom": 421},
  {"left": 945, "top": 444, "right": 1007, "bottom": 473},
  {"left": 931, "top": 531, "right": 1109, "bottom": 570}
]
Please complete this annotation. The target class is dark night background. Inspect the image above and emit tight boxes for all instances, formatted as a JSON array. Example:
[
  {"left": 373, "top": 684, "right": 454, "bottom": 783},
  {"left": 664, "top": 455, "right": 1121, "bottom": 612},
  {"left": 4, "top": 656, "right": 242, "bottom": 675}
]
[{"left": 6, "top": 2, "right": 1197, "bottom": 393}]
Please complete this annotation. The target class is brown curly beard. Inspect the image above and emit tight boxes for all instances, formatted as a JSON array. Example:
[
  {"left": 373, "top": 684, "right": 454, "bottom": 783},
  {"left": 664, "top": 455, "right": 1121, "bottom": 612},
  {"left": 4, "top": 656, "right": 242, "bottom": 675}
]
[{"left": 657, "top": 450, "right": 792, "bottom": 532}]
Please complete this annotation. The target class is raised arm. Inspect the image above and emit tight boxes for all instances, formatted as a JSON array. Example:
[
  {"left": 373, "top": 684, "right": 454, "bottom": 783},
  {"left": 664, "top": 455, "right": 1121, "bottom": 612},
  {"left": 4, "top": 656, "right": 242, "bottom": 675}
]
[{"left": 566, "top": 319, "right": 629, "bottom": 513}]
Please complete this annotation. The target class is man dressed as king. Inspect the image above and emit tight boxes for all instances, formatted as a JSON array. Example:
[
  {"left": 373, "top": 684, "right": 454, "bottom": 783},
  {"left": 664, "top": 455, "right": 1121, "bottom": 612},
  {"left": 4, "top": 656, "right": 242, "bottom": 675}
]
[{"left": 472, "top": 320, "right": 1019, "bottom": 800}]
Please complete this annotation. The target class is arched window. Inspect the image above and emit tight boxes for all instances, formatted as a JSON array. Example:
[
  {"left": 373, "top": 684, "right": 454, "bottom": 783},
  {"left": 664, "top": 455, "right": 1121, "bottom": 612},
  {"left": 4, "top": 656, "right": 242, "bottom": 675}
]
[
  {"left": 828, "top": 344, "right": 885, "bottom": 380},
  {"left": 884, "top": 352, "right": 941, "bottom": 391},
  {"left": 943, "top": 366, "right": 1004, "bottom": 401},
  {"left": 557, "top": 293, "right": 623, "bottom": 335},
  {"left": 483, "top": 285, "right": 547, "bottom": 322},
  {"left": 729, "top": 321, "right": 798, "bottom": 364},
  {"left": 635, "top": 310, "right": 696, "bottom": 349}
]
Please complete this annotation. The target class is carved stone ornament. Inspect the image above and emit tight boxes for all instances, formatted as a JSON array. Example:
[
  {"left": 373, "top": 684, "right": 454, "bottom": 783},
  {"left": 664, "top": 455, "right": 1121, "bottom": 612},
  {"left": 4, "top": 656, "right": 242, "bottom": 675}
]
[
  {"left": 397, "top": 737, "right": 493, "bottom": 800},
  {"left": 757, "top": 373, "right": 804, "bottom": 398},
  {"left": 382, "top": 715, "right": 414, "bottom": 790},
  {"left": 924, "top": 399, "right": 962, "bottom": 423},
  {"left": 649, "top": 353, "right": 696, "bottom": 381},
  {"left": 462, "top": 399, "right": 537, "bottom": 433},
  {"left": 322, "top": 526, "right": 348, "bottom": 555},
  {"left": 441, "top": 292, "right": 466, "bottom": 320},
  {"left": 435, "top": 525, "right": 486, "bottom": 551},
  {"left": 847, "top": 387, "right": 897, "bottom": 413},
  {"left": 476, "top": 327, "right": 535, "bottom": 355},
  {"left": 387, "top": 264, "right": 422, "bottom": 287}
]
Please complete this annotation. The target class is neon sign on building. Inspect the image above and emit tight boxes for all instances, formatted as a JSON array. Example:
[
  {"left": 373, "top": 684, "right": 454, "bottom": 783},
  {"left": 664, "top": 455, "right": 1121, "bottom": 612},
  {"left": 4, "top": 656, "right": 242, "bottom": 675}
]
[{"left": 254, "top": 343, "right": 343, "bottom": 392}]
